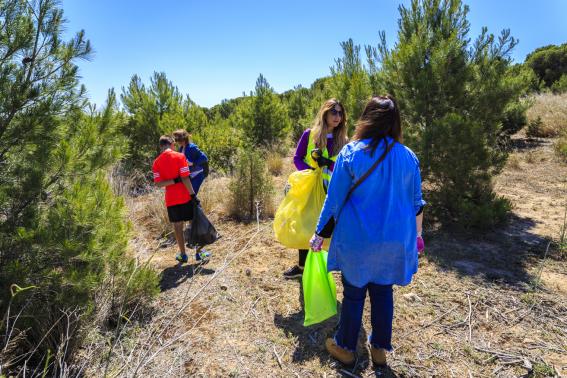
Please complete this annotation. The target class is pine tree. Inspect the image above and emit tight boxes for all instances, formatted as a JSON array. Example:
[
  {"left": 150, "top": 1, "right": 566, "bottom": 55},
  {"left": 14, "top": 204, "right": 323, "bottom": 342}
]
[
  {"left": 373, "top": 0, "right": 525, "bottom": 228},
  {"left": 236, "top": 74, "right": 290, "bottom": 148},
  {"left": 120, "top": 72, "right": 185, "bottom": 172},
  {"left": 228, "top": 149, "right": 273, "bottom": 221},
  {"left": 330, "top": 39, "right": 372, "bottom": 133},
  {"left": 0, "top": 1, "right": 157, "bottom": 373},
  {"left": 285, "top": 85, "right": 310, "bottom": 141},
  {"left": 183, "top": 95, "right": 209, "bottom": 134}
]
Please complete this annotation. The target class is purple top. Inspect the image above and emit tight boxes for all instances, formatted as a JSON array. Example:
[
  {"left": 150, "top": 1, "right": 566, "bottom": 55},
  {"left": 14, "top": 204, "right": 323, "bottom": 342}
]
[{"left": 293, "top": 129, "right": 335, "bottom": 171}]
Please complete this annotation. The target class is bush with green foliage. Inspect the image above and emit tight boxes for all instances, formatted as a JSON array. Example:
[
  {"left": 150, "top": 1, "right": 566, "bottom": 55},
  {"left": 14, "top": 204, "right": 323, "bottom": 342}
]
[
  {"left": 232, "top": 74, "right": 290, "bottom": 148},
  {"left": 501, "top": 99, "right": 530, "bottom": 137},
  {"left": 525, "top": 43, "right": 567, "bottom": 88},
  {"left": 183, "top": 96, "right": 210, "bottom": 134},
  {"left": 228, "top": 149, "right": 274, "bottom": 221},
  {"left": 120, "top": 72, "right": 186, "bottom": 173},
  {"left": 555, "top": 133, "right": 567, "bottom": 162},
  {"left": 0, "top": 1, "right": 158, "bottom": 374},
  {"left": 371, "top": 0, "right": 525, "bottom": 228},
  {"left": 283, "top": 85, "right": 311, "bottom": 142},
  {"left": 192, "top": 117, "right": 242, "bottom": 174},
  {"left": 330, "top": 39, "right": 372, "bottom": 133},
  {"left": 551, "top": 74, "right": 567, "bottom": 94}
]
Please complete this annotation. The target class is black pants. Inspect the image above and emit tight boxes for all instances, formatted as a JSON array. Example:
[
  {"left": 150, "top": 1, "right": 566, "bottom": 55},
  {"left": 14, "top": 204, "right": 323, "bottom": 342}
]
[{"left": 298, "top": 249, "right": 308, "bottom": 267}]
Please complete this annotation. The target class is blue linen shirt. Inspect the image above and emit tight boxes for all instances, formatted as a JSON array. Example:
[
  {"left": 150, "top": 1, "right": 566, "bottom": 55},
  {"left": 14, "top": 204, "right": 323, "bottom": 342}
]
[{"left": 315, "top": 137, "right": 426, "bottom": 288}]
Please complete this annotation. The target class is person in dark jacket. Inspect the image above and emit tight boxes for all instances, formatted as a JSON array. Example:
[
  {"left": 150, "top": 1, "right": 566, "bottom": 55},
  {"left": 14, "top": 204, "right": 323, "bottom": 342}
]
[{"left": 173, "top": 129, "right": 209, "bottom": 195}]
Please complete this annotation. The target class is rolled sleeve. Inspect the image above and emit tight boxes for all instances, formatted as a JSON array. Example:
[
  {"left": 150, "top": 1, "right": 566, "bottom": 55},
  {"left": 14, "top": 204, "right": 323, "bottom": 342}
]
[
  {"left": 413, "top": 162, "right": 426, "bottom": 213},
  {"left": 179, "top": 161, "right": 190, "bottom": 178},
  {"left": 152, "top": 160, "right": 162, "bottom": 183},
  {"left": 152, "top": 170, "right": 162, "bottom": 183}
]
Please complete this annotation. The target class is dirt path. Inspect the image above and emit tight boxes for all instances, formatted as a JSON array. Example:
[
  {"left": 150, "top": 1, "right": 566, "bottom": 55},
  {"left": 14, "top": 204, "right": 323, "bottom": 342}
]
[{"left": 119, "top": 135, "right": 566, "bottom": 377}]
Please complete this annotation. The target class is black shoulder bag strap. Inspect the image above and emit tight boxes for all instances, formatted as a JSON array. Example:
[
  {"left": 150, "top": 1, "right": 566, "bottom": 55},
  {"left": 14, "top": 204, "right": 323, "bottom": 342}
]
[
  {"left": 318, "top": 140, "right": 396, "bottom": 237},
  {"left": 346, "top": 141, "right": 395, "bottom": 201}
]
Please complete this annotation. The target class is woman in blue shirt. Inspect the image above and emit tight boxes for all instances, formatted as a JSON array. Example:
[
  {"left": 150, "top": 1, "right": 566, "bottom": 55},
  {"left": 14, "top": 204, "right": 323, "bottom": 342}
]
[{"left": 310, "top": 96, "right": 425, "bottom": 367}]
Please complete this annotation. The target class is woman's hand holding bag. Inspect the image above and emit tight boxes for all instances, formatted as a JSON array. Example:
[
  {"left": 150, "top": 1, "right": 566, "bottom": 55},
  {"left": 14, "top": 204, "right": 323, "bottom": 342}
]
[{"left": 309, "top": 234, "right": 324, "bottom": 252}]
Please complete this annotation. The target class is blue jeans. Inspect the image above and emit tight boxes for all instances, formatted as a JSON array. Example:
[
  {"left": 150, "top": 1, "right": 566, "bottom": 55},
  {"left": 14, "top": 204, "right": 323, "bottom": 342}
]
[{"left": 334, "top": 276, "right": 393, "bottom": 352}]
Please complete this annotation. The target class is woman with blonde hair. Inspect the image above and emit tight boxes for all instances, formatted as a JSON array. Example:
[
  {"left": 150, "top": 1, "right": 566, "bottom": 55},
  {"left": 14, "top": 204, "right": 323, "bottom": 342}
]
[{"left": 283, "top": 98, "right": 349, "bottom": 279}]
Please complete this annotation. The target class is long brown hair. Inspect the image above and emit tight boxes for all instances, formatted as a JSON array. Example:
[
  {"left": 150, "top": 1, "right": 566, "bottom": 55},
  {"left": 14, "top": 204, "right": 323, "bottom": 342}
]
[
  {"left": 311, "top": 98, "right": 348, "bottom": 156},
  {"left": 352, "top": 95, "right": 402, "bottom": 155},
  {"left": 172, "top": 129, "right": 190, "bottom": 144}
]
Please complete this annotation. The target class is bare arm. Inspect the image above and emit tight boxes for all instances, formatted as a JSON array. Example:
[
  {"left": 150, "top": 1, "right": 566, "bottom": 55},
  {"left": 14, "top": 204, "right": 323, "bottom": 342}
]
[
  {"left": 416, "top": 212, "right": 423, "bottom": 236},
  {"left": 181, "top": 176, "right": 195, "bottom": 196}
]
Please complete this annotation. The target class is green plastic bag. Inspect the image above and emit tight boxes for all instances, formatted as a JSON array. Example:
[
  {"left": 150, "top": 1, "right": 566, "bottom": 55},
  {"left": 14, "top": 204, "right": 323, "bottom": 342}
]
[{"left": 303, "top": 249, "right": 337, "bottom": 326}]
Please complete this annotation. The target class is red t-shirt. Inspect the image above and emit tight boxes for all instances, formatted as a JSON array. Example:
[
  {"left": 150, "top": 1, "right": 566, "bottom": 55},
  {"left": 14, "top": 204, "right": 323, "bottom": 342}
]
[{"left": 152, "top": 149, "right": 191, "bottom": 207}]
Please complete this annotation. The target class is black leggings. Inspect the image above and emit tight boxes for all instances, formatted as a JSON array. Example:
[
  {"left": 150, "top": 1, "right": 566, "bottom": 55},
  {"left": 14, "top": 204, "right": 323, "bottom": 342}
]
[{"left": 298, "top": 249, "right": 308, "bottom": 267}]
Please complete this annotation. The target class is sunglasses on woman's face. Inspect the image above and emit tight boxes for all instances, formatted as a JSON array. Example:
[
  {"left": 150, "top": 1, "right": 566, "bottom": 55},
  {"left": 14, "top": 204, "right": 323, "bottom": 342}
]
[{"left": 329, "top": 108, "right": 343, "bottom": 117}]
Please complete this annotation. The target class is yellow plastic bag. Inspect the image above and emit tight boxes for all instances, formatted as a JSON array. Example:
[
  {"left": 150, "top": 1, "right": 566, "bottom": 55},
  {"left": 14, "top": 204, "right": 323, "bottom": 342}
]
[{"left": 273, "top": 169, "right": 330, "bottom": 250}]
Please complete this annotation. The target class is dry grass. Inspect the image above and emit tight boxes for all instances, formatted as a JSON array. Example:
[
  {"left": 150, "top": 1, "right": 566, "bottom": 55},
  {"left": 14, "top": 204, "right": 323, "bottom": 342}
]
[
  {"left": 506, "top": 154, "right": 522, "bottom": 170},
  {"left": 267, "top": 155, "right": 284, "bottom": 176},
  {"left": 525, "top": 150, "right": 537, "bottom": 164},
  {"left": 138, "top": 190, "right": 171, "bottom": 238},
  {"left": 526, "top": 92, "right": 567, "bottom": 137},
  {"left": 197, "top": 175, "right": 232, "bottom": 216}
]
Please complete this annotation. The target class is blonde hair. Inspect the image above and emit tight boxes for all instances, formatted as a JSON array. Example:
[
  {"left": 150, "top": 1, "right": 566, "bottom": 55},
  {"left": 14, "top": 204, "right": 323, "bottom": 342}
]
[
  {"left": 172, "top": 129, "right": 190, "bottom": 144},
  {"left": 310, "top": 98, "right": 348, "bottom": 156}
]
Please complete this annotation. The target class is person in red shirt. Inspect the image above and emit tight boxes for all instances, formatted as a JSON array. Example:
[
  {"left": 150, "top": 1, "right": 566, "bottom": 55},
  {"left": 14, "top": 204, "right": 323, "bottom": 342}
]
[{"left": 152, "top": 135, "right": 197, "bottom": 263}]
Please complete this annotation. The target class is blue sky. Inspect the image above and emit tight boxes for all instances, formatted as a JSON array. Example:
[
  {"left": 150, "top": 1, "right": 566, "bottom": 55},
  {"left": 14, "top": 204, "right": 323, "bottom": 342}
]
[{"left": 61, "top": 0, "right": 567, "bottom": 109}]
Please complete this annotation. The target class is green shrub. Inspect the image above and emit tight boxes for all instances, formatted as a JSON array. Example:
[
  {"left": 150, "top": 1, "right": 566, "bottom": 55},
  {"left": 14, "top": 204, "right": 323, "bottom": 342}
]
[
  {"left": 551, "top": 74, "right": 567, "bottom": 94},
  {"left": 1, "top": 107, "right": 159, "bottom": 374},
  {"left": 192, "top": 119, "right": 242, "bottom": 174},
  {"left": 228, "top": 149, "right": 274, "bottom": 221},
  {"left": 525, "top": 43, "right": 567, "bottom": 88},
  {"left": 555, "top": 132, "right": 567, "bottom": 162},
  {"left": 526, "top": 117, "right": 544, "bottom": 137},
  {"left": 501, "top": 100, "right": 529, "bottom": 136}
]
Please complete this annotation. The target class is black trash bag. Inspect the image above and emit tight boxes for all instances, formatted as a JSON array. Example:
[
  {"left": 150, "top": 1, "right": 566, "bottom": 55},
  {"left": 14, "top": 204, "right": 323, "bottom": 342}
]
[{"left": 184, "top": 201, "right": 220, "bottom": 248}]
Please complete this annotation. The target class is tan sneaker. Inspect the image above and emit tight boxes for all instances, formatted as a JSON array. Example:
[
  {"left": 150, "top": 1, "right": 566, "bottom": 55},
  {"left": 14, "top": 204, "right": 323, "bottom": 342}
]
[
  {"left": 325, "top": 338, "right": 355, "bottom": 365},
  {"left": 370, "top": 346, "right": 387, "bottom": 366}
]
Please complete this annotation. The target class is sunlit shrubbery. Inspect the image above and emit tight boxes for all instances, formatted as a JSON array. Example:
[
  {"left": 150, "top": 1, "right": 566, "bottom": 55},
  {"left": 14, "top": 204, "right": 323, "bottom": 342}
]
[{"left": 228, "top": 149, "right": 274, "bottom": 221}]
